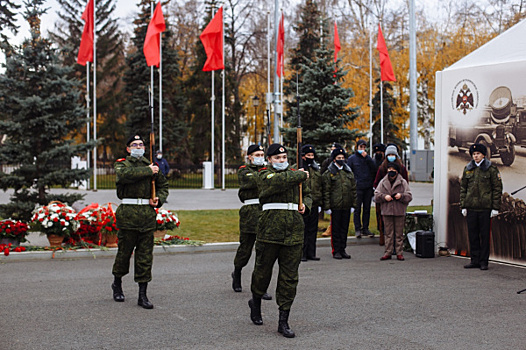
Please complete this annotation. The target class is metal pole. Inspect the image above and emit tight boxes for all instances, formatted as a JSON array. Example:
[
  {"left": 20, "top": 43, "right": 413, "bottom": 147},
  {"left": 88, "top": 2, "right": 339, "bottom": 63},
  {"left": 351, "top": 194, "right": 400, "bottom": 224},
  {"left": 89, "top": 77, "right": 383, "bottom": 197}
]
[
  {"left": 211, "top": 71, "right": 215, "bottom": 188},
  {"left": 369, "top": 25, "right": 373, "bottom": 144},
  {"left": 380, "top": 81, "right": 384, "bottom": 144},
  {"left": 86, "top": 62, "right": 90, "bottom": 190},
  {"left": 93, "top": 0, "right": 97, "bottom": 191},
  {"left": 150, "top": 3, "right": 154, "bottom": 158},
  {"left": 267, "top": 10, "right": 271, "bottom": 145},
  {"left": 272, "top": 0, "right": 281, "bottom": 143},
  {"left": 159, "top": 16, "right": 163, "bottom": 152},
  {"left": 221, "top": 10, "right": 225, "bottom": 191},
  {"left": 409, "top": 0, "right": 417, "bottom": 152}
]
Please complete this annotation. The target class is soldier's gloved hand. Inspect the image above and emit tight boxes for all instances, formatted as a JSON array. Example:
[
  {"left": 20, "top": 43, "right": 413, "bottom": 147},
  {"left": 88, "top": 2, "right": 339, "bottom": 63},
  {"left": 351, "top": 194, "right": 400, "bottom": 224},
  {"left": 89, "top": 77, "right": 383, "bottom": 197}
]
[
  {"left": 461, "top": 209, "right": 467, "bottom": 217},
  {"left": 350, "top": 207, "right": 355, "bottom": 213},
  {"left": 150, "top": 197, "right": 159, "bottom": 207},
  {"left": 491, "top": 210, "right": 499, "bottom": 218},
  {"left": 149, "top": 164, "right": 159, "bottom": 174},
  {"left": 298, "top": 204, "right": 306, "bottom": 214},
  {"left": 318, "top": 206, "right": 322, "bottom": 213},
  {"left": 300, "top": 168, "right": 309, "bottom": 179},
  {"left": 324, "top": 209, "right": 332, "bottom": 215}
]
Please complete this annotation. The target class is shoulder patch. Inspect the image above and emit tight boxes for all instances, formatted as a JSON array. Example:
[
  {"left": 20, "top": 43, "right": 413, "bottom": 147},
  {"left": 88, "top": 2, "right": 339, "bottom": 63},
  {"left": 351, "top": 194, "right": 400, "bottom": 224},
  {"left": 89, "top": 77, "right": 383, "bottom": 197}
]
[
  {"left": 266, "top": 173, "right": 275, "bottom": 179},
  {"left": 239, "top": 165, "right": 246, "bottom": 169},
  {"left": 259, "top": 167, "right": 267, "bottom": 171},
  {"left": 116, "top": 158, "right": 126, "bottom": 162},
  {"left": 290, "top": 168, "right": 296, "bottom": 171}
]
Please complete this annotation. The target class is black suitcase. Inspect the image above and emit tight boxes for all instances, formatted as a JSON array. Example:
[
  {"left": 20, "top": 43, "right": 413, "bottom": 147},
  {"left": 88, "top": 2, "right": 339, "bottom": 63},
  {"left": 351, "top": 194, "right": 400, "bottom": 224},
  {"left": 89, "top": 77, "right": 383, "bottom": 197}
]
[{"left": 416, "top": 230, "right": 435, "bottom": 258}]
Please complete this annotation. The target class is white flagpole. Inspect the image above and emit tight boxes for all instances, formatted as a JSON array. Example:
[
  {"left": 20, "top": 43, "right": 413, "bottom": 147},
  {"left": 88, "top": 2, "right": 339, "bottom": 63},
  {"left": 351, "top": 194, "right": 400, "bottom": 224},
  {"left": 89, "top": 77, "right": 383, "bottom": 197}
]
[
  {"left": 267, "top": 10, "right": 271, "bottom": 146},
  {"left": 86, "top": 62, "right": 90, "bottom": 190},
  {"left": 369, "top": 25, "right": 373, "bottom": 144},
  {"left": 380, "top": 81, "right": 384, "bottom": 144},
  {"left": 221, "top": 9, "right": 225, "bottom": 191},
  {"left": 150, "top": 2, "right": 154, "bottom": 157},
  {"left": 93, "top": 0, "right": 97, "bottom": 191},
  {"left": 211, "top": 71, "right": 215, "bottom": 188},
  {"left": 159, "top": 16, "right": 163, "bottom": 152}
]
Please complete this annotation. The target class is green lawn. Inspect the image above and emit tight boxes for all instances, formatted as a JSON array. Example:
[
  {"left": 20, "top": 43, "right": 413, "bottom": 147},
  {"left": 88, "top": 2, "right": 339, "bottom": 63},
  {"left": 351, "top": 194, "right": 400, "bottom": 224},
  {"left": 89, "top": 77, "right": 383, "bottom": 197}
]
[{"left": 170, "top": 205, "right": 433, "bottom": 243}]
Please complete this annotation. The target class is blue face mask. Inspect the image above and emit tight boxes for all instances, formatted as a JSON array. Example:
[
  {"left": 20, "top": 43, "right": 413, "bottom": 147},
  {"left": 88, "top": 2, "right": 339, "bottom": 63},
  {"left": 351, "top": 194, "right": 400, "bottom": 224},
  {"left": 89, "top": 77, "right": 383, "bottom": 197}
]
[
  {"left": 272, "top": 161, "right": 289, "bottom": 171},
  {"left": 130, "top": 149, "right": 145, "bottom": 158},
  {"left": 387, "top": 155, "right": 396, "bottom": 162},
  {"left": 253, "top": 157, "right": 265, "bottom": 166},
  {"left": 357, "top": 150, "right": 364, "bottom": 154}
]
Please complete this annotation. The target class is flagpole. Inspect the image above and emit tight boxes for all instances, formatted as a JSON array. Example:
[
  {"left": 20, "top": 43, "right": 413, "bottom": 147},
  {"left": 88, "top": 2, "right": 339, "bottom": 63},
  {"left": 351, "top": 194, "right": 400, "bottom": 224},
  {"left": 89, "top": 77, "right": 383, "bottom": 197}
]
[
  {"left": 86, "top": 62, "right": 91, "bottom": 190},
  {"left": 150, "top": 2, "right": 155, "bottom": 157},
  {"left": 93, "top": 0, "right": 97, "bottom": 191},
  {"left": 272, "top": 0, "right": 281, "bottom": 143},
  {"left": 221, "top": 9, "right": 225, "bottom": 191},
  {"left": 159, "top": 13, "right": 163, "bottom": 152},
  {"left": 369, "top": 25, "right": 373, "bottom": 145},
  {"left": 380, "top": 81, "right": 384, "bottom": 144},
  {"left": 267, "top": 10, "right": 271, "bottom": 146},
  {"left": 211, "top": 71, "right": 215, "bottom": 188}
]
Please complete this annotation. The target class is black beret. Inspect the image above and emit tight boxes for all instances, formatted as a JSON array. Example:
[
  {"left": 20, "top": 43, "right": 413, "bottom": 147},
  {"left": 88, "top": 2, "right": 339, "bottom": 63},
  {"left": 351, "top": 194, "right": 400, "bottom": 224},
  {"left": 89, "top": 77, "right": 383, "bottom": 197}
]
[
  {"left": 247, "top": 144, "right": 264, "bottom": 155},
  {"left": 356, "top": 139, "right": 367, "bottom": 147},
  {"left": 302, "top": 144, "right": 316, "bottom": 156},
  {"left": 267, "top": 143, "right": 287, "bottom": 157},
  {"left": 331, "top": 148, "right": 347, "bottom": 160},
  {"left": 386, "top": 161, "right": 400, "bottom": 173},
  {"left": 332, "top": 142, "right": 343, "bottom": 149},
  {"left": 126, "top": 134, "right": 145, "bottom": 146},
  {"left": 469, "top": 143, "right": 487, "bottom": 156},
  {"left": 373, "top": 143, "right": 386, "bottom": 153}
]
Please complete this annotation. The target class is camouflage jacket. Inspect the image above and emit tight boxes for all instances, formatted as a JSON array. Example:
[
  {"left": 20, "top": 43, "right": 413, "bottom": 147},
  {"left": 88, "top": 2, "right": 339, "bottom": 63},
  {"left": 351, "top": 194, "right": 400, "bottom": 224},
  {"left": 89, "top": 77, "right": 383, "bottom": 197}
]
[
  {"left": 322, "top": 162, "right": 357, "bottom": 210},
  {"left": 238, "top": 163, "right": 263, "bottom": 234},
  {"left": 460, "top": 158, "right": 502, "bottom": 211},
  {"left": 291, "top": 161, "right": 323, "bottom": 207},
  {"left": 115, "top": 156, "right": 169, "bottom": 231},
  {"left": 257, "top": 165, "right": 312, "bottom": 245}
]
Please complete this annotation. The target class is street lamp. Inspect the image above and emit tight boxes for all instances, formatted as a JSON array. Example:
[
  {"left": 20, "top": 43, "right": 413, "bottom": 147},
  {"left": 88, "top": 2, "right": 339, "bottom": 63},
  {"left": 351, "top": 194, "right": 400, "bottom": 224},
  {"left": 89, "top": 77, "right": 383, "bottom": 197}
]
[{"left": 252, "top": 95, "right": 260, "bottom": 144}]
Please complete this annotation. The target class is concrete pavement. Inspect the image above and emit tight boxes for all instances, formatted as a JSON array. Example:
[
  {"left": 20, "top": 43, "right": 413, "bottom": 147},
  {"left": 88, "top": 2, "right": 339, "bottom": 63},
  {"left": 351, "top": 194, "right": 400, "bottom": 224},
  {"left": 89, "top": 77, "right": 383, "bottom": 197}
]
[{"left": 1, "top": 243, "right": 525, "bottom": 349}]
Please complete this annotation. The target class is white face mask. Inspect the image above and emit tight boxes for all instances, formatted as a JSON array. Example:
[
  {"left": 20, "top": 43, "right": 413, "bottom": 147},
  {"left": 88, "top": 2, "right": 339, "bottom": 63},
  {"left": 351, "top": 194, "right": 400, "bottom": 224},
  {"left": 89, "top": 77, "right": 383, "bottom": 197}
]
[
  {"left": 272, "top": 161, "right": 289, "bottom": 171},
  {"left": 130, "top": 149, "right": 145, "bottom": 158},
  {"left": 156, "top": 154, "right": 162, "bottom": 159},
  {"left": 252, "top": 157, "right": 265, "bottom": 166}
]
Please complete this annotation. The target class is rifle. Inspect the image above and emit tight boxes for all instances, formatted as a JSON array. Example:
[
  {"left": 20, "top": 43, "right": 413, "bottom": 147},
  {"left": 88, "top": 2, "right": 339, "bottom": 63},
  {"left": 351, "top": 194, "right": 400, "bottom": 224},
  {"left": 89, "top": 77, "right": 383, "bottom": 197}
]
[
  {"left": 148, "top": 85, "right": 156, "bottom": 200},
  {"left": 296, "top": 73, "right": 303, "bottom": 210}
]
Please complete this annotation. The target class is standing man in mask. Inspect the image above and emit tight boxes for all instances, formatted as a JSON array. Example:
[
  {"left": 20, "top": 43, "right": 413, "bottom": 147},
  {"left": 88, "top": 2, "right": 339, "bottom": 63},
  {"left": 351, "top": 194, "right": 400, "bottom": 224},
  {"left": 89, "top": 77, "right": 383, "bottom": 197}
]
[
  {"left": 111, "top": 134, "right": 169, "bottom": 309},
  {"left": 249, "top": 144, "right": 311, "bottom": 338},
  {"left": 155, "top": 150, "right": 170, "bottom": 177},
  {"left": 347, "top": 139, "right": 376, "bottom": 238},
  {"left": 322, "top": 148, "right": 356, "bottom": 259},
  {"left": 232, "top": 144, "right": 271, "bottom": 300}
]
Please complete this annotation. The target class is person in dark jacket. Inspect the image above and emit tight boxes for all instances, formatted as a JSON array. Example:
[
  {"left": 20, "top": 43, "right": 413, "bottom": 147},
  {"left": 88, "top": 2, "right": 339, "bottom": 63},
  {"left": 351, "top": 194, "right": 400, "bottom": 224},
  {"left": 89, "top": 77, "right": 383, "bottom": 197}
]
[
  {"left": 320, "top": 142, "right": 343, "bottom": 238},
  {"left": 460, "top": 143, "right": 502, "bottom": 271},
  {"left": 374, "top": 145, "right": 409, "bottom": 188},
  {"left": 231, "top": 145, "right": 271, "bottom": 300},
  {"left": 293, "top": 144, "right": 322, "bottom": 261},
  {"left": 155, "top": 150, "right": 170, "bottom": 177},
  {"left": 372, "top": 143, "right": 386, "bottom": 172},
  {"left": 372, "top": 143, "right": 386, "bottom": 245},
  {"left": 111, "top": 134, "right": 169, "bottom": 309},
  {"left": 322, "top": 148, "right": 356, "bottom": 260},
  {"left": 347, "top": 139, "right": 376, "bottom": 238},
  {"left": 249, "top": 143, "right": 311, "bottom": 338}
]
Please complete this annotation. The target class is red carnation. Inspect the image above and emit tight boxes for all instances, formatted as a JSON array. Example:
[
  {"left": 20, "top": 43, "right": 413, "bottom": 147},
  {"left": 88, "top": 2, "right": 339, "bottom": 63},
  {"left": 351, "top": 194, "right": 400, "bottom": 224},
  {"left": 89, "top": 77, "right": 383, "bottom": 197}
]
[{"left": 4, "top": 249, "right": 9, "bottom": 256}]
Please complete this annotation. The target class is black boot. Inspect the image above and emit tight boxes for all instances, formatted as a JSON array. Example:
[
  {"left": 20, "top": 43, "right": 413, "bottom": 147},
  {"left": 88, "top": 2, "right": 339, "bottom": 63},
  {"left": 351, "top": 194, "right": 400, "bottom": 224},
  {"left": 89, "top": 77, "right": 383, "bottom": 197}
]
[
  {"left": 137, "top": 282, "right": 154, "bottom": 309},
  {"left": 112, "top": 277, "right": 125, "bottom": 302},
  {"left": 248, "top": 296, "right": 263, "bottom": 325},
  {"left": 231, "top": 267, "right": 242, "bottom": 292},
  {"left": 278, "top": 309, "right": 295, "bottom": 338},
  {"left": 262, "top": 292, "right": 272, "bottom": 300}
]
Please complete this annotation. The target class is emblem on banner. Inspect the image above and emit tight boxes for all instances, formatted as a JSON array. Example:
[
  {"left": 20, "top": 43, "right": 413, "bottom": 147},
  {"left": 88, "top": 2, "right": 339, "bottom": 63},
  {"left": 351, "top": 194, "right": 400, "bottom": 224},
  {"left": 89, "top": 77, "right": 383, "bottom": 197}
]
[{"left": 451, "top": 79, "right": 479, "bottom": 115}]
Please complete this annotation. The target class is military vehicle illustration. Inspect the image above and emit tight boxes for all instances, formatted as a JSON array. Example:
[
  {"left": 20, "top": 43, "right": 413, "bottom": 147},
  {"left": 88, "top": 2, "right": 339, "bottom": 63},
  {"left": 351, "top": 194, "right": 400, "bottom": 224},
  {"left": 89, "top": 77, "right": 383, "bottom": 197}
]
[{"left": 450, "top": 86, "right": 517, "bottom": 166}]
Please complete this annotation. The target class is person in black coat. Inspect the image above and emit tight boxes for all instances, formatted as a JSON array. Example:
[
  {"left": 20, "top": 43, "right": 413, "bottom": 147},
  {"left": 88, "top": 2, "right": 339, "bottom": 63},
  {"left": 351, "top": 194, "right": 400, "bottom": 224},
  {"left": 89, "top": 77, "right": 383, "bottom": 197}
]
[{"left": 347, "top": 140, "right": 376, "bottom": 238}]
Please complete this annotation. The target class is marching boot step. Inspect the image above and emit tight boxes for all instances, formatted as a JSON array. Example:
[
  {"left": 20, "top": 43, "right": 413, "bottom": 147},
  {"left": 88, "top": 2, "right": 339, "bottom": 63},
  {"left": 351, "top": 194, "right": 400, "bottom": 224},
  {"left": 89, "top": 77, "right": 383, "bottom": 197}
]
[
  {"left": 248, "top": 298, "right": 263, "bottom": 325},
  {"left": 231, "top": 270, "right": 242, "bottom": 292},
  {"left": 112, "top": 282, "right": 125, "bottom": 302},
  {"left": 278, "top": 310, "right": 295, "bottom": 338},
  {"left": 138, "top": 282, "right": 154, "bottom": 309}
]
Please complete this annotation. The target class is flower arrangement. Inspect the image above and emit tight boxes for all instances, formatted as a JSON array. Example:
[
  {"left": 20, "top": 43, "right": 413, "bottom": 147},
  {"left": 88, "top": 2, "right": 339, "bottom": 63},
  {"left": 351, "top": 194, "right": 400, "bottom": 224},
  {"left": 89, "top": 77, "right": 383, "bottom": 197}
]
[
  {"left": 0, "top": 219, "right": 29, "bottom": 243},
  {"left": 31, "top": 202, "right": 79, "bottom": 237},
  {"left": 99, "top": 204, "right": 118, "bottom": 236},
  {"left": 0, "top": 243, "right": 27, "bottom": 256},
  {"left": 74, "top": 203, "right": 102, "bottom": 244},
  {"left": 155, "top": 208, "right": 180, "bottom": 231}
]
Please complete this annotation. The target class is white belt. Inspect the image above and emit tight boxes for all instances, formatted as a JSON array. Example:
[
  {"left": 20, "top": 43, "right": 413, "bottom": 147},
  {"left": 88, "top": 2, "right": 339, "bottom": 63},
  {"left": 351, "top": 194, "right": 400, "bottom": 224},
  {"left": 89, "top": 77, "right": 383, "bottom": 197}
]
[
  {"left": 243, "top": 198, "right": 260, "bottom": 206},
  {"left": 121, "top": 198, "right": 150, "bottom": 205},
  {"left": 262, "top": 203, "right": 298, "bottom": 211}
]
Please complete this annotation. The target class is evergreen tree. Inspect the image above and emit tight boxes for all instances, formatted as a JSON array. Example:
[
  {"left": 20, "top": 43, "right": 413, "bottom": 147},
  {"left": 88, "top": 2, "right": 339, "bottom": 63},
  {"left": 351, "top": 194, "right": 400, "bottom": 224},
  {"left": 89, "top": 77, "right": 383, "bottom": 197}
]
[
  {"left": 282, "top": 45, "right": 360, "bottom": 159},
  {"left": 123, "top": 0, "right": 187, "bottom": 162},
  {"left": 288, "top": 0, "right": 322, "bottom": 74},
  {"left": 0, "top": 0, "right": 94, "bottom": 221},
  {"left": 0, "top": 0, "right": 20, "bottom": 44},
  {"left": 49, "top": 0, "right": 126, "bottom": 164},
  {"left": 371, "top": 81, "right": 407, "bottom": 151}
]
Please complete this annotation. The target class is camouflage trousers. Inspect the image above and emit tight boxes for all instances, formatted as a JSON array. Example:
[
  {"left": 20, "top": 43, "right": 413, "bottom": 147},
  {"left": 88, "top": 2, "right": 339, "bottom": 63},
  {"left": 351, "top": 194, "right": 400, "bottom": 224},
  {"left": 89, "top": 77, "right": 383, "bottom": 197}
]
[
  {"left": 250, "top": 241, "right": 303, "bottom": 311},
  {"left": 233, "top": 230, "right": 257, "bottom": 269},
  {"left": 112, "top": 228, "right": 154, "bottom": 283}
]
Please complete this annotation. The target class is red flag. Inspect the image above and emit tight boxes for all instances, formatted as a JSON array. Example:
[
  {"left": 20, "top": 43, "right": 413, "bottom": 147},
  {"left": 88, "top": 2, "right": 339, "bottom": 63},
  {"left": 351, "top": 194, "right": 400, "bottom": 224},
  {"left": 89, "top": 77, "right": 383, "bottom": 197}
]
[
  {"left": 143, "top": 2, "right": 166, "bottom": 67},
  {"left": 77, "top": 0, "right": 94, "bottom": 66},
  {"left": 200, "top": 7, "right": 224, "bottom": 72},
  {"left": 334, "top": 21, "right": 341, "bottom": 62},
  {"left": 376, "top": 24, "right": 396, "bottom": 81},
  {"left": 276, "top": 13, "right": 284, "bottom": 77}
]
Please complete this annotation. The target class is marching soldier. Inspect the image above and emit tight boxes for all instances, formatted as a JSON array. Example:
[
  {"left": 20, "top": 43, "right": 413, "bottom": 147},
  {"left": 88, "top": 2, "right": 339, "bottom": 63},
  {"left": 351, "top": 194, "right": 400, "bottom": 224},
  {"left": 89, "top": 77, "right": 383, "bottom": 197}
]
[
  {"left": 248, "top": 143, "right": 312, "bottom": 338},
  {"left": 232, "top": 144, "right": 271, "bottom": 300},
  {"left": 111, "top": 134, "right": 169, "bottom": 309}
]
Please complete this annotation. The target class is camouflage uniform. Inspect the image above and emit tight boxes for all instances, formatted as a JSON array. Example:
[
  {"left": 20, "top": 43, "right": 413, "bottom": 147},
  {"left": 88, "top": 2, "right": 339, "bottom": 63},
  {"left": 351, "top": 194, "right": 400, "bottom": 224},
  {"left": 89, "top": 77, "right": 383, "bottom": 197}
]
[
  {"left": 460, "top": 157, "right": 502, "bottom": 267},
  {"left": 234, "top": 162, "right": 263, "bottom": 269},
  {"left": 250, "top": 165, "right": 312, "bottom": 311},
  {"left": 112, "top": 155, "right": 169, "bottom": 283}
]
